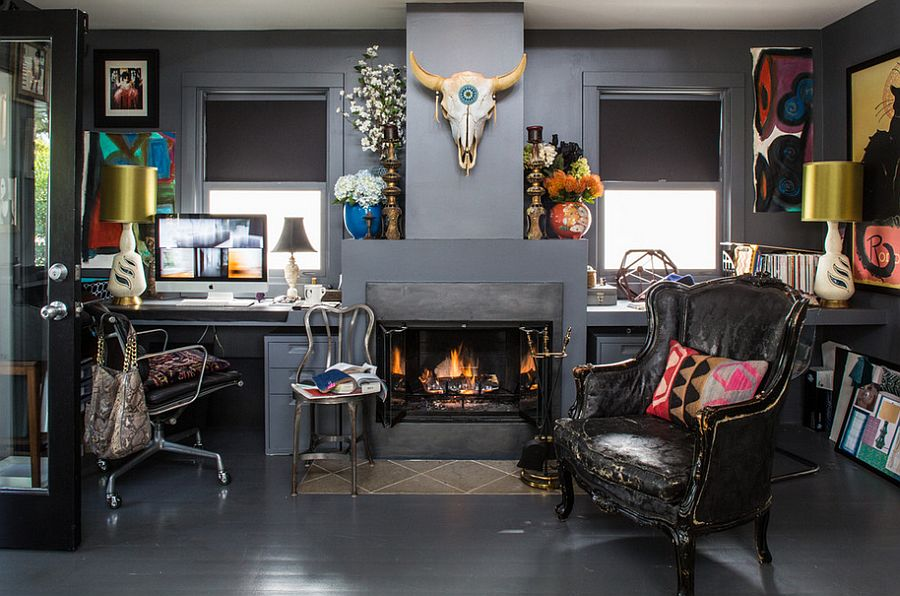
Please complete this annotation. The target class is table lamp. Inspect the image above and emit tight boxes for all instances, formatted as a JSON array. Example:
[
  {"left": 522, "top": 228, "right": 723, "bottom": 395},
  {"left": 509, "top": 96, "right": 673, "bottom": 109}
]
[
  {"left": 100, "top": 165, "right": 157, "bottom": 306},
  {"left": 801, "top": 161, "right": 863, "bottom": 308},
  {"left": 272, "top": 217, "right": 317, "bottom": 301}
]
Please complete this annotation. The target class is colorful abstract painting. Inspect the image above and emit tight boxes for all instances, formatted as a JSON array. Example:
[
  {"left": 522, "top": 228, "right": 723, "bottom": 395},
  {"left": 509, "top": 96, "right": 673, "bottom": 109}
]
[
  {"left": 852, "top": 218, "right": 900, "bottom": 292},
  {"left": 833, "top": 347, "right": 900, "bottom": 487},
  {"left": 81, "top": 131, "right": 176, "bottom": 270},
  {"left": 751, "top": 47, "right": 814, "bottom": 213}
]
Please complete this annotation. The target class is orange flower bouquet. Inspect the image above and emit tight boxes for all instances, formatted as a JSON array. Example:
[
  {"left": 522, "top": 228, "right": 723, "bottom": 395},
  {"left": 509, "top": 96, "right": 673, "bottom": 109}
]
[{"left": 543, "top": 157, "right": 604, "bottom": 204}]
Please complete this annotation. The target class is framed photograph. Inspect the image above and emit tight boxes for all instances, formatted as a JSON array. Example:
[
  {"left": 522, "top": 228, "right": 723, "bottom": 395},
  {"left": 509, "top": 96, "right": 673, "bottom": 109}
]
[
  {"left": 14, "top": 43, "right": 49, "bottom": 103},
  {"left": 93, "top": 49, "right": 159, "bottom": 129},
  {"left": 833, "top": 347, "right": 900, "bottom": 487},
  {"left": 847, "top": 48, "right": 900, "bottom": 294}
]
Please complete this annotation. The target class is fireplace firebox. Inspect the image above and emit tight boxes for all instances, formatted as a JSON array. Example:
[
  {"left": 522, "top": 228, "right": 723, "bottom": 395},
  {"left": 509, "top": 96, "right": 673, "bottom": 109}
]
[{"left": 378, "top": 322, "right": 548, "bottom": 424}]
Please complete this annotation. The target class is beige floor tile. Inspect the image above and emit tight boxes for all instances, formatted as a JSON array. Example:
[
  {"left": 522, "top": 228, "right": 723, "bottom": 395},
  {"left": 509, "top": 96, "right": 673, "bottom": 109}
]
[
  {"left": 311, "top": 459, "right": 352, "bottom": 473},
  {"left": 423, "top": 460, "right": 508, "bottom": 493},
  {"left": 391, "top": 459, "right": 454, "bottom": 473},
  {"left": 374, "top": 474, "right": 464, "bottom": 494},
  {"left": 298, "top": 472, "right": 360, "bottom": 494},
  {"left": 472, "top": 474, "right": 557, "bottom": 495},
  {"left": 336, "top": 460, "right": 417, "bottom": 492},
  {"left": 476, "top": 460, "right": 522, "bottom": 476}
]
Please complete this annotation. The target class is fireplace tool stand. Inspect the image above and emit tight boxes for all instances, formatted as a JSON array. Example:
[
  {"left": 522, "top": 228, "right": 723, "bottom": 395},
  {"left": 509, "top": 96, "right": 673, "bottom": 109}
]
[{"left": 518, "top": 325, "right": 571, "bottom": 490}]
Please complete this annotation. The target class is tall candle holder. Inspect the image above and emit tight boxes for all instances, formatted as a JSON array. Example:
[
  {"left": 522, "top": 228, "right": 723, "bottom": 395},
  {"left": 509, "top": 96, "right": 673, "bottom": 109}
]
[
  {"left": 525, "top": 125, "right": 546, "bottom": 240},
  {"left": 381, "top": 123, "right": 403, "bottom": 240}
]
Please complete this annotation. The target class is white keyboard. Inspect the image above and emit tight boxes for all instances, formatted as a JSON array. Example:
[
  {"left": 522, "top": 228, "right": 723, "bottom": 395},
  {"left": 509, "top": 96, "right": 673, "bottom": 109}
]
[{"left": 177, "top": 299, "right": 256, "bottom": 307}]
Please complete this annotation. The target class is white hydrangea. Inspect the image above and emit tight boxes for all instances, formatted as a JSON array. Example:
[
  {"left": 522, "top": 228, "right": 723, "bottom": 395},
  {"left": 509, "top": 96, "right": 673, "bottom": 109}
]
[{"left": 333, "top": 169, "right": 386, "bottom": 208}]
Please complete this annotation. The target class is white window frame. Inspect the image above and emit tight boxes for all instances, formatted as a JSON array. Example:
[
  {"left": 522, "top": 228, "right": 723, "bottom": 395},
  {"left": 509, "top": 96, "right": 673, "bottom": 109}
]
[{"left": 582, "top": 72, "right": 745, "bottom": 278}]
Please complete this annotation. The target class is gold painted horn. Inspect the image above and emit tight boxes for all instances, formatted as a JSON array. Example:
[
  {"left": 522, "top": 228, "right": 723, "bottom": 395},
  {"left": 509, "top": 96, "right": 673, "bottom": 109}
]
[
  {"left": 409, "top": 51, "right": 444, "bottom": 91},
  {"left": 492, "top": 53, "right": 527, "bottom": 92}
]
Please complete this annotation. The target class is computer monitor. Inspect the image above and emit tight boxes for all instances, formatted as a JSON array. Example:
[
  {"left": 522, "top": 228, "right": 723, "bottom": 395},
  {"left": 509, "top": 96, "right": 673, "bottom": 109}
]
[{"left": 155, "top": 213, "right": 268, "bottom": 300}]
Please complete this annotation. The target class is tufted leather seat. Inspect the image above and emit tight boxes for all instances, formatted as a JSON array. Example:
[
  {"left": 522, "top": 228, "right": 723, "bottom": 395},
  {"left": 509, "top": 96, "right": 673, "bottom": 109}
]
[{"left": 555, "top": 416, "right": 694, "bottom": 503}]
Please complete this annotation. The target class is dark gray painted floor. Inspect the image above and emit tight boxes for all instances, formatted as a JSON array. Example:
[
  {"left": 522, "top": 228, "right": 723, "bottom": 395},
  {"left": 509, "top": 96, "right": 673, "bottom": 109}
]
[{"left": 1, "top": 425, "right": 897, "bottom": 595}]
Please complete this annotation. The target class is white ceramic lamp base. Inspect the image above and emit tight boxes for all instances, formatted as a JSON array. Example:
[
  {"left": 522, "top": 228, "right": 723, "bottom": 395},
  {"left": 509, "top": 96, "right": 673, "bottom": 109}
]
[
  {"left": 108, "top": 223, "right": 147, "bottom": 306},
  {"left": 814, "top": 220, "right": 854, "bottom": 308},
  {"left": 284, "top": 254, "right": 300, "bottom": 301}
]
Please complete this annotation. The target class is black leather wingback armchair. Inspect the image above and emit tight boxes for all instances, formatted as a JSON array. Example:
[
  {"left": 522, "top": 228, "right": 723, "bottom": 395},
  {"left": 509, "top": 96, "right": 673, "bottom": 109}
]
[{"left": 554, "top": 275, "right": 808, "bottom": 596}]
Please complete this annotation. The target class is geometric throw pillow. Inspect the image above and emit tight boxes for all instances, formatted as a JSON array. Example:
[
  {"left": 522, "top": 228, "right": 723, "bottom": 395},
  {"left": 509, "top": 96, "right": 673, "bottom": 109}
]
[
  {"left": 646, "top": 339, "right": 769, "bottom": 428},
  {"left": 144, "top": 349, "right": 231, "bottom": 389}
]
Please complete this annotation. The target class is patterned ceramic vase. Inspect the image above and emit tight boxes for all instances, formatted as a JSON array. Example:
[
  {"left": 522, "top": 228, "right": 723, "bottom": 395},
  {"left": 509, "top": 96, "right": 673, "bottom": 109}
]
[
  {"left": 344, "top": 204, "right": 382, "bottom": 239},
  {"left": 549, "top": 202, "right": 592, "bottom": 239}
]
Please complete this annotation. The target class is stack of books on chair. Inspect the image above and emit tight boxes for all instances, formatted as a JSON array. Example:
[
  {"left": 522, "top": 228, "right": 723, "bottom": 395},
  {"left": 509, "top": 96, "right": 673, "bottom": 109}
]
[{"left": 293, "top": 362, "right": 382, "bottom": 399}]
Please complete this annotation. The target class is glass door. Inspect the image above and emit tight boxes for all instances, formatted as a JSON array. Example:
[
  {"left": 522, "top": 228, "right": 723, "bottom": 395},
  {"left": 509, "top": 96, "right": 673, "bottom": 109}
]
[{"left": 0, "top": 9, "right": 87, "bottom": 550}]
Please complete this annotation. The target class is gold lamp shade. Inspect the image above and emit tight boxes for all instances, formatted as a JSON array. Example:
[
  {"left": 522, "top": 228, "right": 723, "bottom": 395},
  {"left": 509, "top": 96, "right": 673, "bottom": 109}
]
[
  {"left": 801, "top": 161, "right": 863, "bottom": 223},
  {"left": 100, "top": 165, "right": 158, "bottom": 223}
]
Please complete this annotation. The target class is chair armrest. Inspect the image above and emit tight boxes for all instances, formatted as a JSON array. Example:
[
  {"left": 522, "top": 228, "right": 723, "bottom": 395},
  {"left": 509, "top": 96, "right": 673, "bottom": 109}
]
[
  {"left": 136, "top": 344, "right": 210, "bottom": 404},
  {"left": 680, "top": 392, "right": 781, "bottom": 525},
  {"left": 571, "top": 357, "right": 661, "bottom": 419},
  {"left": 135, "top": 328, "right": 168, "bottom": 351}
]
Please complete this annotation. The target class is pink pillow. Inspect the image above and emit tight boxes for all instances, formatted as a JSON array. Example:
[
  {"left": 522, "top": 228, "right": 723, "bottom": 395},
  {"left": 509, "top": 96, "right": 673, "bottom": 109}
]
[{"left": 646, "top": 339, "right": 769, "bottom": 427}]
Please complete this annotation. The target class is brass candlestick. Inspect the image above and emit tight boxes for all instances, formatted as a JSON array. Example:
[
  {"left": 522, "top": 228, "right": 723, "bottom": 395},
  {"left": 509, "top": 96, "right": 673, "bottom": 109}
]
[
  {"left": 381, "top": 124, "right": 403, "bottom": 240},
  {"left": 525, "top": 126, "right": 546, "bottom": 240}
]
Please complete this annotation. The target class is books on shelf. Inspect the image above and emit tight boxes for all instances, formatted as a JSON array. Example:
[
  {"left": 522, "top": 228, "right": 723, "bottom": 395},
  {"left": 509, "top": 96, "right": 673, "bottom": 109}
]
[
  {"left": 293, "top": 362, "right": 383, "bottom": 399},
  {"left": 721, "top": 243, "right": 820, "bottom": 296}
]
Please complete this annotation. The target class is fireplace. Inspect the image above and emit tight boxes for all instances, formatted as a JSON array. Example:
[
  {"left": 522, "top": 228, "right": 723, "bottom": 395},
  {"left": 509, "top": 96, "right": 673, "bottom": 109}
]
[{"left": 378, "top": 322, "right": 545, "bottom": 424}]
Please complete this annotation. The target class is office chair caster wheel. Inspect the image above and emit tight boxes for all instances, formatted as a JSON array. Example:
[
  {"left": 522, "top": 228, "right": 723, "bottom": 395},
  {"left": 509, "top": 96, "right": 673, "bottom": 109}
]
[
  {"left": 106, "top": 493, "right": 122, "bottom": 509},
  {"left": 97, "top": 459, "right": 108, "bottom": 472},
  {"left": 217, "top": 470, "right": 232, "bottom": 485}
]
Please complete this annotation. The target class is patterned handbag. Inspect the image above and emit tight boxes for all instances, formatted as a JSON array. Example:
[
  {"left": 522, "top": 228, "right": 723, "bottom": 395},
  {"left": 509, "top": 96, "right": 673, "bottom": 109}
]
[
  {"left": 83, "top": 329, "right": 119, "bottom": 457},
  {"left": 106, "top": 328, "right": 152, "bottom": 459}
]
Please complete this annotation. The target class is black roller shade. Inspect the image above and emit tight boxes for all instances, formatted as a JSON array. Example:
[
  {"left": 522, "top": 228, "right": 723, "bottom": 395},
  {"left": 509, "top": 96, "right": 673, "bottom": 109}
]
[
  {"left": 205, "top": 99, "right": 327, "bottom": 182},
  {"left": 599, "top": 97, "right": 721, "bottom": 182}
]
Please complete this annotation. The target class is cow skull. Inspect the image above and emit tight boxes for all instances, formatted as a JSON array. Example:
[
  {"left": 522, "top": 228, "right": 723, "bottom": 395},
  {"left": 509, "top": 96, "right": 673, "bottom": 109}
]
[{"left": 410, "top": 51, "right": 526, "bottom": 174}]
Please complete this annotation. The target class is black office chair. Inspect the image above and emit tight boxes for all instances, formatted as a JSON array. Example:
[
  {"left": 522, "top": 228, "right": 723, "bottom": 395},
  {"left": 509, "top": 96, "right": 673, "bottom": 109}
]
[{"left": 93, "top": 311, "right": 243, "bottom": 509}]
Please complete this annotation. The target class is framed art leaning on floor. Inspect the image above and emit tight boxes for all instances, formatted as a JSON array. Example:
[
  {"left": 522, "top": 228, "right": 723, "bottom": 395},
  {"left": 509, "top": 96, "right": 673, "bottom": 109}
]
[{"left": 833, "top": 347, "right": 900, "bottom": 486}]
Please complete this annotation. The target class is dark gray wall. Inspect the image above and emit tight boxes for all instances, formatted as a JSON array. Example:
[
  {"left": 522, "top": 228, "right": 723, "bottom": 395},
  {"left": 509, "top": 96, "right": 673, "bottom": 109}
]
[
  {"left": 85, "top": 25, "right": 829, "bottom": 271},
  {"left": 406, "top": 3, "right": 525, "bottom": 239},
  {"left": 524, "top": 28, "right": 825, "bottom": 253},
  {"left": 820, "top": 0, "right": 900, "bottom": 361}
]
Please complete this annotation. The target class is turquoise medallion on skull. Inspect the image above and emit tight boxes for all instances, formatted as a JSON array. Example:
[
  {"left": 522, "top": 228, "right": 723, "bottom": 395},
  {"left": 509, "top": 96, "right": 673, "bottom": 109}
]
[{"left": 458, "top": 84, "right": 478, "bottom": 105}]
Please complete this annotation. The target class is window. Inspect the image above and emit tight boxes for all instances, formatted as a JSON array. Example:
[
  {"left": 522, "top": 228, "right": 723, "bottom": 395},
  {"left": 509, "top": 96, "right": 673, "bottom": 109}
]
[
  {"left": 583, "top": 72, "right": 744, "bottom": 277},
  {"left": 598, "top": 93, "right": 723, "bottom": 272},
  {"left": 202, "top": 94, "right": 328, "bottom": 277}
]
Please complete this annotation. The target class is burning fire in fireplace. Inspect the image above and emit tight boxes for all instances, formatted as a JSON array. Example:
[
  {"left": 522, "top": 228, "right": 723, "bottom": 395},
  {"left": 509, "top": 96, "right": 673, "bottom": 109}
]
[{"left": 418, "top": 343, "right": 499, "bottom": 395}]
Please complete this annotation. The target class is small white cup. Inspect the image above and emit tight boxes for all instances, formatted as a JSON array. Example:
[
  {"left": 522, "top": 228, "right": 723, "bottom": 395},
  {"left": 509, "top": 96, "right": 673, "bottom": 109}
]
[{"left": 303, "top": 284, "right": 326, "bottom": 304}]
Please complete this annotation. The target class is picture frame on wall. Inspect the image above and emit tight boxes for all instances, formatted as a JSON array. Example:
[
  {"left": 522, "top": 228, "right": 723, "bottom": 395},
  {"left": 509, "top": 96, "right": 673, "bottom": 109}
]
[
  {"left": 93, "top": 49, "right": 159, "bottom": 129},
  {"left": 847, "top": 48, "right": 900, "bottom": 294},
  {"left": 832, "top": 347, "right": 900, "bottom": 487},
  {"left": 14, "top": 42, "right": 49, "bottom": 104}
]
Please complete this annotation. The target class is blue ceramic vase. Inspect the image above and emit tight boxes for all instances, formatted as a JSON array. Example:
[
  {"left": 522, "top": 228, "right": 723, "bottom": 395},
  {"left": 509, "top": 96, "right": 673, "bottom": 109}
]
[{"left": 344, "top": 204, "right": 382, "bottom": 239}]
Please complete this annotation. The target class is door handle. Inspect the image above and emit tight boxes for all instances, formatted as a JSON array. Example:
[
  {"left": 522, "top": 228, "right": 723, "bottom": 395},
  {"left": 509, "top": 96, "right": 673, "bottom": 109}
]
[{"left": 40, "top": 301, "right": 68, "bottom": 321}]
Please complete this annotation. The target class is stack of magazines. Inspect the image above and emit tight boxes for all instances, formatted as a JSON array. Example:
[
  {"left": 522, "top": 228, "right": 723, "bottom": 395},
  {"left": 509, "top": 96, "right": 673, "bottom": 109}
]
[{"left": 293, "top": 362, "right": 382, "bottom": 398}]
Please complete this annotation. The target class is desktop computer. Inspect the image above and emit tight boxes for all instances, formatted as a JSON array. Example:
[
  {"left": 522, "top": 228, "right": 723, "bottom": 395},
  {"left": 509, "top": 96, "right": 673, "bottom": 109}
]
[{"left": 154, "top": 213, "right": 268, "bottom": 306}]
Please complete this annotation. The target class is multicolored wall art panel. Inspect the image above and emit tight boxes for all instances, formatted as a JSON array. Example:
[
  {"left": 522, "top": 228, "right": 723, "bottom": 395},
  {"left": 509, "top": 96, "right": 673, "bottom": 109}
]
[
  {"left": 81, "top": 131, "right": 176, "bottom": 270},
  {"left": 751, "top": 47, "right": 814, "bottom": 213}
]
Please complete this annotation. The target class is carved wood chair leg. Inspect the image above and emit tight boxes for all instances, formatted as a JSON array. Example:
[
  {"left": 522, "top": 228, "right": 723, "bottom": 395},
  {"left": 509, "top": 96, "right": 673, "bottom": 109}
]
[
  {"left": 555, "top": 464, "right": 575, "bottom": 520},
  {"left": 672, "top": 530, "right": 696, "bottom": 596},
  {"left": 755, "top": 509, "right": 773, "bottom": 564}
]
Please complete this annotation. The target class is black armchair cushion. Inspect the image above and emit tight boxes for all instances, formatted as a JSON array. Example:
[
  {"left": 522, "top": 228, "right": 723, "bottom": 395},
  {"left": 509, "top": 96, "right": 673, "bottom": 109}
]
[
  {"left": 555, "top": 415, "right": 695, "bottom": 503},
  {"left": 144, "top": 349, "right": 231, "bottom": 389},
  {"left": 145, "top": 370, "right": 242, "bottom": 409},
  {"left": 646, "top": 339, "right": 769, "bottom": 429}
]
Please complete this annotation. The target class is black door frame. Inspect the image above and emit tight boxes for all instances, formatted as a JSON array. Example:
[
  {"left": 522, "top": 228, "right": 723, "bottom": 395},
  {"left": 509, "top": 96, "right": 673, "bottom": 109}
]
[{"left": 0, "top": 9, "right": 87, "bottom": 551}]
